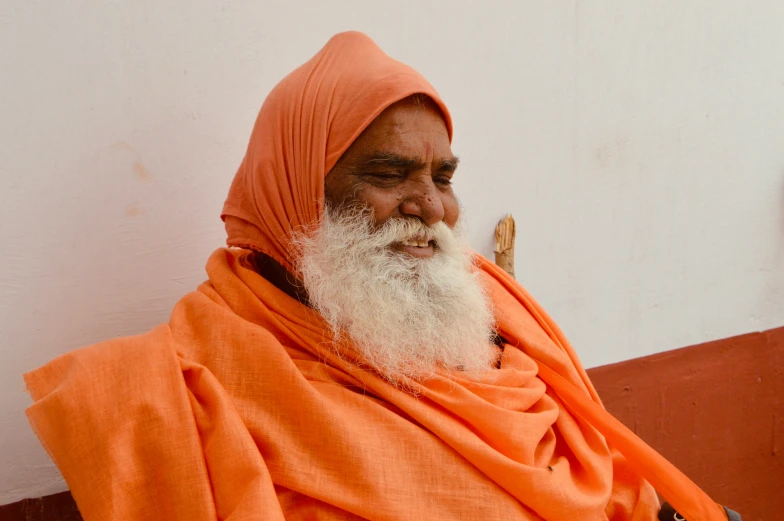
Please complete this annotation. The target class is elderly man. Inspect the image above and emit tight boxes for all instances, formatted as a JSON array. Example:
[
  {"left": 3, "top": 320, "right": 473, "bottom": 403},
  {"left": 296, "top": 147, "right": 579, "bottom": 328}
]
[{"left": 25, "top": 32, "right": 734, "bottom": 520}]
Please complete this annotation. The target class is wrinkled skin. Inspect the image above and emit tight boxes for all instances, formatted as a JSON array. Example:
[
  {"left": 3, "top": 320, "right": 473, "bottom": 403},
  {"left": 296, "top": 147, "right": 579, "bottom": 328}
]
[
  {"left": 324, "top": 96, "right": 459, "bottom": 259},
  {"left": 254, "top": 95, "right": 458, "bottom": 298}
]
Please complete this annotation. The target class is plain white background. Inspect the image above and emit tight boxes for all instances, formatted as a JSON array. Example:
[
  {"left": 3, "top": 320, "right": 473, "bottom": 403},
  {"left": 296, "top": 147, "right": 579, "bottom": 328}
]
[{"left": 1, "top": 0, "right": 783, "bottom": 503}]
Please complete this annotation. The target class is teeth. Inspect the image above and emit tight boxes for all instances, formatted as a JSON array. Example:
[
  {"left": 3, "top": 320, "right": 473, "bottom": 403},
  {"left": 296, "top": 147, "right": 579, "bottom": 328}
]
[{"left": 402, "top": 240, "right": 431, "bottom": 247}]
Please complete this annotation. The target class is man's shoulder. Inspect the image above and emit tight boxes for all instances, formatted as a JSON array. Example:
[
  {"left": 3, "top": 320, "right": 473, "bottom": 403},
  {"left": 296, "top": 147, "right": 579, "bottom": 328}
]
[
  {"left": 74, "top": 323, "right": 176, "bottom": 365},
  {"left": 24, "top": 324, "right": 178, "bottom": 403}
]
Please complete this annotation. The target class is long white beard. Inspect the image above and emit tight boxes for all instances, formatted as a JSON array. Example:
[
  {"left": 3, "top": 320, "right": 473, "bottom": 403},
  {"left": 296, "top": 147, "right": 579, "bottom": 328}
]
[{"left": 292, "top": 204, "right": 498, "bottom": 385}]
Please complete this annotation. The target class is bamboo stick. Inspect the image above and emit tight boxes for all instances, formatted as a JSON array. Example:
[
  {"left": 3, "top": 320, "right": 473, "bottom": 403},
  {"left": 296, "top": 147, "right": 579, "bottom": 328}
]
[{"left": 494, "top": 214, "right": 516, "bottom": 278}]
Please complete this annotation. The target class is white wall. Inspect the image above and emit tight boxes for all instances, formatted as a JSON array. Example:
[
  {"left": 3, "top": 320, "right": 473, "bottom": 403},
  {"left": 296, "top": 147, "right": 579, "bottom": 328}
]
[{"left": 1, "top": 0, "right": 783, "bottom": 504}]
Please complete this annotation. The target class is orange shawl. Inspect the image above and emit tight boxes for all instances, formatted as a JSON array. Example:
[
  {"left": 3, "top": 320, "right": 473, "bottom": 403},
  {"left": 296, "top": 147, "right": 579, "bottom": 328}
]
[{"left": 25, "top": 32, "right": 727, "bottom": 520}]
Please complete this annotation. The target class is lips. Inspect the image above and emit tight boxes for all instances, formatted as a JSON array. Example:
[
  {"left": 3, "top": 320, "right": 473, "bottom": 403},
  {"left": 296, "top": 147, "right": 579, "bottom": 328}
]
[{"left": 394, "top": 238, "right": 436, "bottom": 258}]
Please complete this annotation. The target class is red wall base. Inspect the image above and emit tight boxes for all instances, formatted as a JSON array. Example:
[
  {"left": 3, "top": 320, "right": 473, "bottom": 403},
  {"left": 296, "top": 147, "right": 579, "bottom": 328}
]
[{"left": 587, "top": 326, "right": 784, "bottom": 521}]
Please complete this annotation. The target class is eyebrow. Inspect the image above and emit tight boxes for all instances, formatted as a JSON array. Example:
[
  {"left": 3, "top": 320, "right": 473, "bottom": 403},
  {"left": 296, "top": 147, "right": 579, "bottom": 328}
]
[{"left": 360, "top": 152, "right": 460, "bottom": 172}]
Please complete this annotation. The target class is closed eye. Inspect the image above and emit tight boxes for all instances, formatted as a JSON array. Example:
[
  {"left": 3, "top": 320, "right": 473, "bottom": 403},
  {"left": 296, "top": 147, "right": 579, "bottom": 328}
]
[
  {"left": 359, "top": 172, "right": 406, "bottom": 187},
  {"left": 434, "top": 175, "right": 453, "bottom": 186}
]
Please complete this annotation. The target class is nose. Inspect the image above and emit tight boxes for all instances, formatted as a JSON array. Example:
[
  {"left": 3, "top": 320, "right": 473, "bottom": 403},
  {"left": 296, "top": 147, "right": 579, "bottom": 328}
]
[{"left": 398, "top": 180, "right": 445, "bottom": 226}]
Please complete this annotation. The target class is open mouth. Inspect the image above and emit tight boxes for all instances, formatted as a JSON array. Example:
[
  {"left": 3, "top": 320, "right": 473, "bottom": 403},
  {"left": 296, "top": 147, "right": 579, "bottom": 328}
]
[
  {"left": 395, "top": 238, "right": 436, "bottom": 258},
  {"left": 401, "top": 239, "right": 432, "bottom": 248}
]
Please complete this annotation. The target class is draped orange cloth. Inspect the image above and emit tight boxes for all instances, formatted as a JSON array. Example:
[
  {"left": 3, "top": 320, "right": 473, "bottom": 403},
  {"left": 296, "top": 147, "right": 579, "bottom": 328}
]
[{"left": 24, "top": 32, "right": 728, "bottom": 520}]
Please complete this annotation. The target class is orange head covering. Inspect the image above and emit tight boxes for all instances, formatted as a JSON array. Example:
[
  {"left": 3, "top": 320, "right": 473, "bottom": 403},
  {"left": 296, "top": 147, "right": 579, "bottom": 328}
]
[{"left": 222, "top": 31, "right": 452, "bottom": 271}]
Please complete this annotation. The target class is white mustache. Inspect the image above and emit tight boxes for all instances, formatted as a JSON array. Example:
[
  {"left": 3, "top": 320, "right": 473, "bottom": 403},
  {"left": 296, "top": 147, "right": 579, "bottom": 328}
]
[{"left": 365, "top": 218, "right": 455, "bottom": 252}]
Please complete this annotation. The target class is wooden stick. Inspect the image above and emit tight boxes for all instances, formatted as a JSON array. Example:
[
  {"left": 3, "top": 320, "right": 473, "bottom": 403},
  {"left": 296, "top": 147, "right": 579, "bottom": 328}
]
[{"left": 494, "top": 214, "right": 516, "bottom": 279}]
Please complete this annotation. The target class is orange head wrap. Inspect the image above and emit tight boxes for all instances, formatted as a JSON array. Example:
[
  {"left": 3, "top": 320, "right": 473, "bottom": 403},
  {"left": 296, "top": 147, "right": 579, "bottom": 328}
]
[{"left": 221, "top": 31, "right": 453, "bottom": 272}]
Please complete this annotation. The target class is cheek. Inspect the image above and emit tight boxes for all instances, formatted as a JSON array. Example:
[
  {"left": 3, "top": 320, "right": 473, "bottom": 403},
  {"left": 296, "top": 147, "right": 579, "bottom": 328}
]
[
  {"left": 355, "top": 188, "right": 402, "bottom": 225},
  {"left": 323, "top": 172, "right": 351, "bottom": 209}
]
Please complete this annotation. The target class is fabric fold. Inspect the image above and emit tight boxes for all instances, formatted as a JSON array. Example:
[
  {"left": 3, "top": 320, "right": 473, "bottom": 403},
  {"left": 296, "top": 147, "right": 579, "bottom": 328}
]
[{"left": 25, "top": 248, "right": 726, "bottom": 520}]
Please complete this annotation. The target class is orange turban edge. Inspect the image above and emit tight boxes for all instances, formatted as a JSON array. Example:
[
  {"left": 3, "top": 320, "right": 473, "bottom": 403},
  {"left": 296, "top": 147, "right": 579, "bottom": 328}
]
[{"left": 221, "top": 31, "right": 453, "bottom": 272}]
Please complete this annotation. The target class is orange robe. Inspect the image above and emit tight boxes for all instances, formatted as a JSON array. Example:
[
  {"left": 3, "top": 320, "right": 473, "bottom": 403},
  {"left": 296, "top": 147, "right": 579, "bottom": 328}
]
[
  {"left": 25, "top": 31, "right": 727, "bottom": 520},
  {"left": 25, "top": 249, "right": 727, "bottom": 520}
]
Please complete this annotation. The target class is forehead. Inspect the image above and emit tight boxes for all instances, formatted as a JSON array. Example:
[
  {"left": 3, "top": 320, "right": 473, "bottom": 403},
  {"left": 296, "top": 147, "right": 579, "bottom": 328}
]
[{"left": 345, "top": 98, "right": 452, "bottom": 158}]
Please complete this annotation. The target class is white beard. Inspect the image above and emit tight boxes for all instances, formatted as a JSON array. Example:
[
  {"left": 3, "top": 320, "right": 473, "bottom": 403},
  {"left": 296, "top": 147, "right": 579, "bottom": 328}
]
[{"left": 292, "top": 204, "right": 498, "bottom": 385}]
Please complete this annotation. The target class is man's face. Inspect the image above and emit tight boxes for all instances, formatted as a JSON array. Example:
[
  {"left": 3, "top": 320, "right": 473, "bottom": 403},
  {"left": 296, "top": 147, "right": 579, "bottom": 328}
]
[
  {"left": 298, "top": 97, "right": 497, "bottom": 384},
  {"left": 324, "top": 97, "right": 460, "bottom": 259}
]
